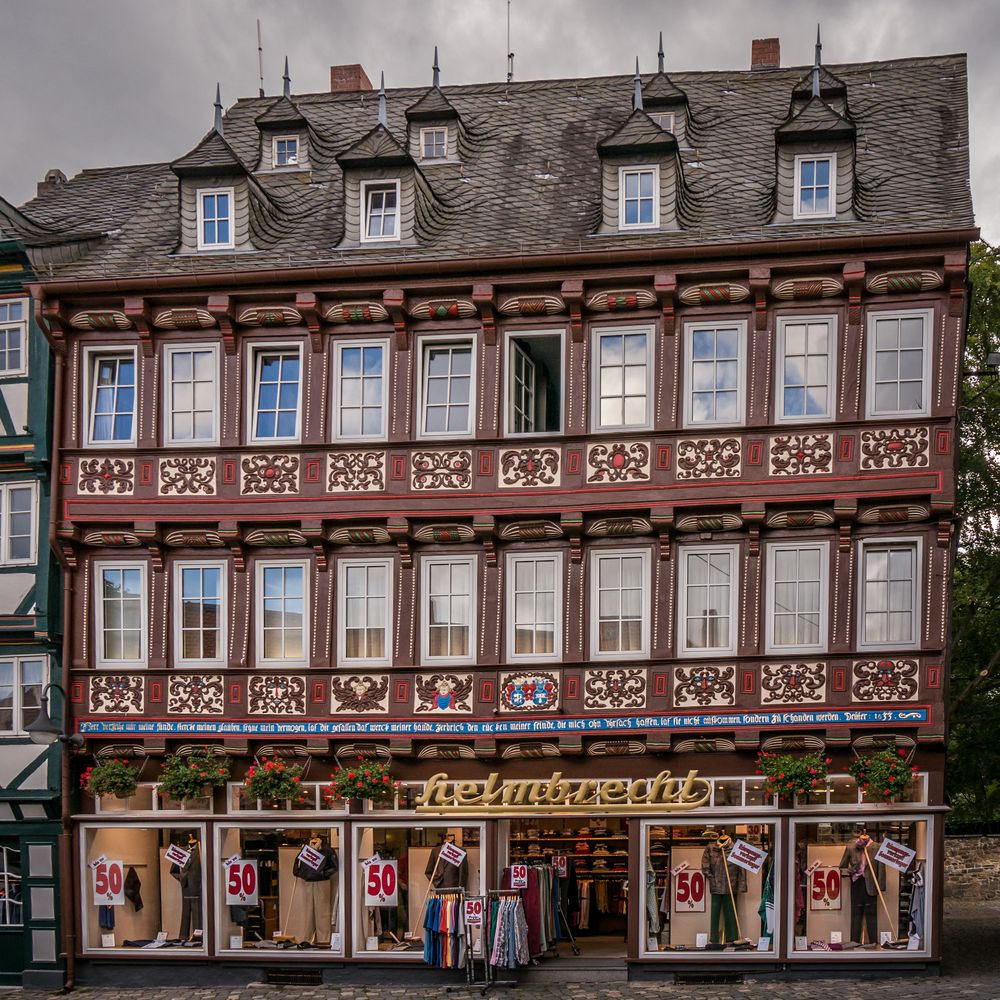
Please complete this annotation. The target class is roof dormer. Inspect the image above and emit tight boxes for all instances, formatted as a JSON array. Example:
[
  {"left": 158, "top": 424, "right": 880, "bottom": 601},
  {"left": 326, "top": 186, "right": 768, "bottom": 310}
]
[
  {"left": 405, "top": 48, "right": 462, "bottom": 166},
  {"left": 255, "top": 58, "right": 311, "bottom": 172},
  {"left": 640, "top": 33, "right": 691, "bottom": 145}
]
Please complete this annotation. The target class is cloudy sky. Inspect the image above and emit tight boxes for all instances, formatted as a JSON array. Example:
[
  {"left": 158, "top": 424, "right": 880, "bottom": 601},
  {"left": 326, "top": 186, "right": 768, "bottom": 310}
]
[{"left": 2, "top": 0, "right": 996, "bottom": 240}]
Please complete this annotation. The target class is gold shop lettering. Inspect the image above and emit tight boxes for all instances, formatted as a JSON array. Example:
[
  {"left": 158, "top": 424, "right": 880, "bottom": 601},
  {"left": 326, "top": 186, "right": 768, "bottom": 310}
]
[{"left": 414, "top": 770, "right": 711, "bottom": 813}]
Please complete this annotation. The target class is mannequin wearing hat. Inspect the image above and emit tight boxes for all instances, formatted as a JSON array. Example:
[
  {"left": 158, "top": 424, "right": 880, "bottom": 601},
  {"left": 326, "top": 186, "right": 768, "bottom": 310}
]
[
  {"left": 839, "top": 825, "right": 885, "bottom": 945},
  {"left": 700, "top": 828, "right": 746, "bottom": 944},
  {"left": 169, "top": 832, "right": 202, "bottom": 941}
]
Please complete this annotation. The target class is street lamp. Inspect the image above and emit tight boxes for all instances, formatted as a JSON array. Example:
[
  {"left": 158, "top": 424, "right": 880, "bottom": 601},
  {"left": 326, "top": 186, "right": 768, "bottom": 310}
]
[{"left": 25, "top": 683, "right": 84, "bottom": 749}]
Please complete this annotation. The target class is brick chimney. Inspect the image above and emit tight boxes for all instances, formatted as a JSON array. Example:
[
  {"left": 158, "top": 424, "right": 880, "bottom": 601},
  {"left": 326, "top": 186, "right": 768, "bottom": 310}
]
[
  {"left": 751, "top": 37, "right": 780, "bottom": 71},
  {"left": 330, "top": 64, "right": 373, "bottom": 93},
  {"left": 36, "top": 168, "right": 67, "bottom": 198}
]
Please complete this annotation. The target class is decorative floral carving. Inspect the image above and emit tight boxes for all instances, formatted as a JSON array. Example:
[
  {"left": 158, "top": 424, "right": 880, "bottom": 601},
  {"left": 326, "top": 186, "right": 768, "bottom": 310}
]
[
  {"left": 159, "top": 457, "right": 216, "bottom": 496},
  {"left": 414, "top": 673, "right": 474, "bottom": 713},
  {"left": 78, "top": 458, "right": 134, "bottom": 496},
  {"left": 586, "top": 442, "right": 650, "bottom": 483},
  {"left": 323, "top": 301, "right": 389, "bottom": 323},
  {"left": 676, "top": 439, "right": 741, "bottom": 480},
  {"left": 411, "top": 524, "right": 475, "bottom": 543},
  {"left": 327, "top": 526, "right": 392, "bottom": 545},
  {"left": 497, "top": 521, "right": 563, "bottom": 541},
  {"left": 678, "top": 283, "right": 750, "bottom": 306},
  {"left": 499, "top": 447, "right": 560, "bottom": 488},
  {"left": 761, "top": 663, "right": 827, "bottom": 704},
  {"left": 584, "top": 668, "right": 647, "bottom": 710},
  {"left": 241, "top": 454, "right": 300, "bottom": 495},
  {"left": 89, "top": 675, "right": 144, "bottom": 714},
  {"left": 852, "top": 659, "right": 919, "bottom": 702},
  {"left": 585, "top": 517, "right": 653, "bottom": 537},
  {"left": 81, "top": 531, "right": 141, "bottom": 547},
  {"left": 243, "top": 529, "right": 308, "bottom": 546},
  {"left": 675, "top": 514, "right": 743, "bottom": 533},
  {"left": 411, "top": 451, "right": 473, "bottom": 491},
  {"left": 327, "top": 452, "right": 386, "bottom": 493},
  {"left": 248, "top": 675, "right": 307, "bottom": 715},
  {"left": 331, "top": 674, "right": 390, "bottom": 714},
  {"left": 163, "top": 530, "right": 226, "bottom": 547},
  {"left": 769, "top": 434, "right": 832, "bottom": 476},
  {"left": 167, "top": 675, "right": 225, "bottom": 715},
  {"left": 500, "top": 672, "right": 560, "bottom": 712},
  {"left": 860, "top": 427, "right": 929, "bottom": 470},
  {"left": 673, "top": 665, "right": 736, "bottom": 708}
]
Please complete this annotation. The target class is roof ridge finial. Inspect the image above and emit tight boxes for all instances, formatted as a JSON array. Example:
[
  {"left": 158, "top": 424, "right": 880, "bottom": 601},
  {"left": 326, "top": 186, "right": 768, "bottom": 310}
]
[
  {"left": 633, "top": 57, "right": 643, "bottom": 110},
  {"left": 812, "top": 23, "right": 822, "bottom": 98},
  {"left": 283, "top": 56, "right": 291, "bottom": 99},
  {"left": 658, "top": 32, "right": 664, "bottom": 74},
  {"left": 378, "top": 71, "right": 387, "bottom": 126},
  {"left": 433, "top": 45, "right": 440, "bottom": 88},
  {"left": 214, "top": 83, "right": 223, "bottom": 135}
]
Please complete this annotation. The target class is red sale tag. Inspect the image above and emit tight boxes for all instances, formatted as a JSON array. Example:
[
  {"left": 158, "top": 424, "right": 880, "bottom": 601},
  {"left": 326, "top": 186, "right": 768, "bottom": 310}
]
[
  {"left": 672, "top": 869, "right": 706, "bottom": 913},
  {"left": 552, "top": 855, "right": 568, "bottom": 878},
  {"left": 510, "top": 864, "right": 528, "bottom": 889},
  {"left": 364, "top": 860, "right": 398, "bottom": 906},
  {"left": 464, "top": 896, "right": 484, "bottom": 926},
  {"left": 224, "top": 859, "right": 259, "bottom": 906},
  {"left": 92, "top": 860, "right": 124, "bottom": 906}
]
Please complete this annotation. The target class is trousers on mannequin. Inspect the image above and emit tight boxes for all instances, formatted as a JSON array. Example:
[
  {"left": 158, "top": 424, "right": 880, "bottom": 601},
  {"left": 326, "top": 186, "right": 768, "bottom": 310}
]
[
  {"left": 299, "top": 879, "right": 332, "bottom": 945},
  {"left": 709, "top": 893, "right": 738, "bottom": 944},
  {"left": 850, "top": 879, "right": 878, "bottom": 944}
]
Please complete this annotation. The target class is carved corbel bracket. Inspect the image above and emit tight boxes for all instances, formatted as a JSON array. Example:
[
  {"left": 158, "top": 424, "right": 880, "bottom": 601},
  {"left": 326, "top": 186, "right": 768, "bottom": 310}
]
[
  {"left": 944, "top": 252, "right": 967, "bottom": 318},
  {"left": 473, "top": 514, "right": 497, "bottom": 567},
  {"left": 147, "top": 541, "right": 164, "bottom": 574},
  {"left": 561, "top": 279, "right": 585, "bottom": 342},
  {"left": 561, "top": 511, "right": 584, "bottom": 563},
  {"left": 123, "top": 296, "right": 153, "bottom": 357},
  {"left": 300, "top": 519, "right": 327, "bottom": 570},
  {"left": 229, "top": 542, "right": 246, "bottom": 574},
  {"left": 383, "top": 289, "right": 408, "bottom": 350},
  {"left": 833, "top": 498, "right": 858, "bottom": 552},
  {"left": 207, "top": 294, "right": 236, "bottom": 354},
  {"left": 295, "top": 292, "right": 325, "bottom": 353},
  {"left": 59, "top": 541, "right": 78, "bottom": 570},
  {"left": 472, "top": 284, "right": 497, "bottom": 346},
  {"left": 39, "top": 297, "right": 69, "bottom": 354},
  {"left": 653, "top": 273, "right": 678, "bottom": 336},
  {"left": 742, "top": 503, "right": 766, "bottom": 558},
  {"left": 937, "top": 517, "right": 954, "bottom": 548},
  {"left": 650, "top": 506, "right": 674, "bottom": 560},
  {"left": 387, "top": 516, "right": 412, "bottom": 569},
  {"left": 749, "top": 266, "right": 770, "bottom": 333},
  {"left": 843, "top": 261, "right": 866, "bottom": 330}
]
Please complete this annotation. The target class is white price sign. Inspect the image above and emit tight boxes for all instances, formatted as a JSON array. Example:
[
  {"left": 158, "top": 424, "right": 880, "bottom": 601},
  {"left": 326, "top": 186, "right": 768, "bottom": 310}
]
[
  {"left": 509, "top": 863, "right": 528, "bottom": 889},
  {"left": 809, "top": 866, "right": 842, "bottom": 911},
  {"left": 164, "top": 843, "right": 191, "bottom": 867},
  {"left": 296, "top": 844, "right": 324, "bottom": 870},
  {"left": 727, "top": 839, "right": 767, "bottom": 875},
  {"left": 439, "top": 840, "right": 467, "bottom": 867},
  {"left": 91, "top": 859, "right": 124, "bottom": 906},
  {"left": 361, "top": 853, "right": 381, "bottom": 869},
  {"left": 225, "top": 859, "right": 259, "bottom": 905},
  {"left": 672, "top": 869, "right": 705, "bottom": 912},
  {"left": 464, "top": 896, "right": 485, "bottom": 926},
  {"left": 364, "top": 859, "right": 398, "bottom": 906},
  {"left": 874, "top": 837, "right": 916, "bottom": 874}
]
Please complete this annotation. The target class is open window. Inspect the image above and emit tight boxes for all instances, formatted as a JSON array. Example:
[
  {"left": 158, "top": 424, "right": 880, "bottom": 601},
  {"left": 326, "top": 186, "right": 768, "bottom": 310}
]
[{"left": 505, "top": 330, "right": 563, "bottom": 435}]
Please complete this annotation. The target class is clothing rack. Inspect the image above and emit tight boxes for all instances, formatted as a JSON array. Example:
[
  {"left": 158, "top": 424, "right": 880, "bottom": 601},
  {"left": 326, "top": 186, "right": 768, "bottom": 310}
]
[{"left": 483, "top": 889, "right": 523, "bottom": 991}]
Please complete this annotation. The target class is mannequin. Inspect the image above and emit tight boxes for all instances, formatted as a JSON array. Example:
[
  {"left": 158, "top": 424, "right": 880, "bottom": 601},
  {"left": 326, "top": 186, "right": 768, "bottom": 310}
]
[
  {"left": 426, "top": 832, "right": 467, "bottom": 889},
  {"left": 169, "top": 833, "right": 202, "bottom": 940},
  {"left": 839, "top": 826, "right": 885, "bottom": 945},
  {"left": 292, "top": 834, "right": 339, "bottom": 947},
  {"left": 700, "top": 829, "right": 746, "bottom": 944}
]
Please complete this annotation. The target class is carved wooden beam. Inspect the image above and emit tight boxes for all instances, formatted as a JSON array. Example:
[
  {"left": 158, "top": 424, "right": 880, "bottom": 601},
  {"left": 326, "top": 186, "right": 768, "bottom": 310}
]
[
  {"left": 383, "top": 288, "right": 408, "bottom": 350},
  {"left": 387, "top": 516, "right": 412, "bottom": 568},
  {"left": 944, "top": 252, "right": 967, "bottom": 318},
  {"left": 843, "top": 260, "right": 865, "bottom": 330},
  {"left": 123, "top": 296, "right": 153, "bottom": 357},
  {"left": 749, "top": 266, "right": 770, "bottom": 333},
  {"left": 833, "top": 498, "right": 858, "bottom": 553},
  {"left": 653, "top": 272, "right": 678, "bottom": 336},
  {"left": 649, "top": 505, "right": 674, "bottom": 560},
  {"left": 295, "top": 291, "right": 325, "bottom": 353},
  {"left": 561, "top": 279, "right": 584, "bottom": 342},
  {"left": 207, "top": 294, "right": 236, "bottom": 354},
  {"left": 472, "top": 283, "right": 496, "bottom": 346},
  {"left": 473, "top": 513, "right": 497, "bottom": 567},
  {"left": 39, "top": 298, "right": 69, "bottom": 354}
]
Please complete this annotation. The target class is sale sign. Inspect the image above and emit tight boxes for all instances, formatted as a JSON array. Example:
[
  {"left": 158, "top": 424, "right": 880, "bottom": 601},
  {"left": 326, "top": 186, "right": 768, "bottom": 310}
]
[
  {"left": 361, "top": 853, "right": 381, "bottom": 869},
  {"left": 364, "top": 859, "right": 398, "bottom": 906},
  {"left": 438, "top": 841, "right": 467, "bottom": 867},
  {"left": 296, "top": 844, "right": 325, "bottom": 870},
  {"left": 92, "top": 859, "right": 124, "bottom": 906},
  {"left": 552, "top": 855, "right": 568, "bottom": 879},
  {"left": 874, "top": 838, "right": 916, "bottom": 874},
  {"left": 809, "top": 866, "right": 842, "bottom": 911},
  {"left": 464, "top": 896, "right": 485, "bottom": 926},
  {"left": 673, "top": 868, "right": 706, "bottom": 912},
  {"left": 225, "top": 859, "right": 259, "bottom": 906},
  {"left": 727, "top": 839, "right": 767, "bottom": 875},
  {"left": 164, "top": 843, "right": 191, "bottom": 867},
  {"left": 509, "top": 863, "right": 528, "bottom": 889}
]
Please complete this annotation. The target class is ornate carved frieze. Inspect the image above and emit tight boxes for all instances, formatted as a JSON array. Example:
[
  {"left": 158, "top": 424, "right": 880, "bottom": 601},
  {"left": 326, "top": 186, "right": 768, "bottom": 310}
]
[
  {"left": 411, "top": 451, "right": 473, "bottom": 491},
  {"left": 244, "top": 529, "right": 308, "bottom": 547},
  {"left": 858, "top": 504, "right": 932, "bottom": 525},
  {"left": 586, "top": 740, "right": 646, "bottom": 756},
  {"left": 323, "top": 301, "right": 389, "bottom": 323},
  {"left": 152, "top": 307, "right": 215, "bottom": 330},
  {"left": 327, "top": 526, "right": 391, "bottom": 545},
  {"left": 852, "top": 659, "right": 919, "bottom": 702},
  {"left": 497, "top": 520, "right": 563, "bottom": 541},
  {"left": 769, "top": 433, "right": 833, "bottom": 476},
  {"left": 78, "top": 457, "right": 135, "bottom": 496},
  {"left": 411, "top": 523, "right": 475, "bottom": 543},
  {"left": 414, "top": 673, "right": 474, "bottom": 713},
  {"left": 770, "top": 276, "right": 844, "bottom": 300},
  {"left": 81, "top": 530, "right": 141, "bottom": 547},
  {"left": 89, "top": 675, "right": 144, "bottom": 714},
  {"left": 497, "top": 294, "right": 565, "bottom": 316},
  {"left": 860, "top": 427, "right": 929, "bottom": 470},
  {"left": 248, "top": 675, "right": 307, "bottom": 715},
  {"left": 499, "top": 671, "right": 560, "bottom": 712},
  {"left": 236, "top": 305, "right": 302, "bottom": 327},
  {"left": 163, "top": 530, "right": 226, "bottom": 547},
  {"left": 585, "top": 288, "right": 657, "bottom": 312},
  {"left": 677, "top": 282, "right": 750, "bottom": 306},
  {"left": 167, "top": 675, "right": 225, "bottom": 715},
  {"left": 866, "top": 270, "right": 944, "bottom": 294},
  {"left": 585, "top": 517, "right": 653, "bottom": 537},
  {"left": 499, "top": 447, "right": 561, "bottom": 488},
  {"left": 409, "top": 298, "right": 476, "bottom": 320},
  {"left": 583, "top": 668, "right": 647, "bottom": 710},
  {"left": 326, "top": 451, "right": 386, "bottom": 493},
  {"left": 765, "top": 509, "right": 835, "bottom": 529},
  {"left": 241, "top": 454, "right": 300, "bottom": 495},
  {"left": 673, "top": 665, "right": 736, "bottom": 708},
  {"left": 69, "top": 310, "right": 131, "bottom": 331},
  {"left": 676, "top": 438, "right": 741, "bottom": 480},
  {"left": 586, "top": 442, "right": 650, "bottom": 483},
  {"left": 331, "top": 674, "right": 390, "bottom": 714},
  {"left": 158, "top": 457, "right": 216, "bottom": 496},
  {"left": 674, "top": 513, "right": 743, "bottom": 533},
  {"left": 761, "top": 663, "right": 827, "bottom": 704}
]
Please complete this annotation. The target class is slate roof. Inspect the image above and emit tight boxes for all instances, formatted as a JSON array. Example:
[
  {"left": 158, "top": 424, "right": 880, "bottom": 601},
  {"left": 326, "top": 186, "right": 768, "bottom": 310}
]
[
  {"left": 776, "top": 96, "right": 856, "bottom": 142},
  {"left": 406, "top": 86, "right": 459, "bottom": 121},
  {"left": 598, "top": 108, "right": 679, "bottom": 156},
  {"left": 10, "top": 53, "right": 975, "bottom": 282},
  {"left": 171, "top": 129, "right": 246, "bottom": 176},
  {"left": 255, "top": 96, "right": 307, "bottom": 128},
  {"left": 335, "top": 123, "right": 414, "bottom": 167},
  {"left": 642, "top": 72, "right": 688, "bottom": 108}
]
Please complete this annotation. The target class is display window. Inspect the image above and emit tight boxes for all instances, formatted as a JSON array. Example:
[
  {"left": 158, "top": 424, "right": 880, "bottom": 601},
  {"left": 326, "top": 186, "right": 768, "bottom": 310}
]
[
  {"left": 214, "top": 824, "right": 345, "bottom": 955},
  {"left": 640, "top": 821, "right": 777, "bottom": 956},
  {"left": 353, "top": 823, "right": 484, "bottom": 956},
  {"left": 790, "top": 817, "right": 929, "bottom": 956},
  {"left": 80, "top": 824, "right": 207, "bottom": 954}
]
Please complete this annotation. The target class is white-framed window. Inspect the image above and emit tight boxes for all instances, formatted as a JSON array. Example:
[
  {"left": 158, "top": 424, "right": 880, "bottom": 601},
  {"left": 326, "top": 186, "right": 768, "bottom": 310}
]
[
  {"left": 255, "top": 559, "right": 309, "bottom": 666},
  {"left": 331, "top": 339, "right": 388, "bottom": 440},
  {"left": 248, "top": 344, "right": 302, "bottom": 442},
  {"left": 776, "top": 315, "right": 836, "bottom": 422},
  {"left": 866, "top": 309, "right": 932, "bottom": 418},
  {"left": 95, "top": 561, "right": 147, "bottom": 667},
  {"left": 505, "top": 330, "right": 563, "bottom": 436},
  {"left": 360, "top": 180, "right": 400, "bottom": 243},
  {"left": 0, "top": 655, "right": 47, "bottom": 734},
  {"left": 196, "top": 187, "right": 235, "bottom": 250},
  {"left": 173, "top": 561, "right": 226, "bottom": 666},
  {"left": 618, "top": 165, "right": 659, "bottom": 230},
  {"left": 590, "top": 549, "right": 650, "bottom": 659},
  {"left": 677, "top": 544, "right": 739, "bottom": 657},
  {"left": 272, "top": 135, "right": 299, "bottom": 167},
  {"left": 418, "top": 338, "right": 475, "bottom": 437},
  {"left": 420, "top": 127, "right": 447, "bottom": 160},
  {"left": 592, "top": 326, "right": 653, "bottom": 431},
  {"left": 0, "top": 299, "right": 27, "bottom": 377},
  {"left": 337, "top": 557, "right": 393, "bottom": 666},
  {"left": 506, "top": 552, "right": 562, "bottom": 661},
  {"left": 649, "top": 111, "right": 675, "bottom": 132},
  {"left": 85, "top": 348, "right": 137, "bottom": 446},
  {"left": 793, "top": 154, "right": 836, "bottom": 220},
  {"left": 421, "top": 554, "right": 476, "bottom": 664},
  {"left": 684, "top": 321, "right": 746, "bottom": 428},
  {"left": 857, "top": 538, "right": 921, "bottom": 650},
  {"left": 765, "top": 541, "right": 829, "bottom": 653},
  {"left": 163, "top": 344, "right": 219, "bottom": 445},
  {"left": 0, "top": 481, "right": 36, "bottom": 566}
]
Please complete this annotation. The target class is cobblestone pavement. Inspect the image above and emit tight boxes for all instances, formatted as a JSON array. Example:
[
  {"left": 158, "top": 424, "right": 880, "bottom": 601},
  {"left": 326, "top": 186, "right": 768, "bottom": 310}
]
[{"left": 9, "top": 902, "right": 1000, "bottom": 1000}]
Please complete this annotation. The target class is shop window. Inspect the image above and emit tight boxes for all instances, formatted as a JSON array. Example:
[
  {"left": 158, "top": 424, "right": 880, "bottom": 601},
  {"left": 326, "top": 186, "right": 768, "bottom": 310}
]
[
  {"left": 81, "top": 825, "right": 206, "bottom": 953},
  {"left": 590, "top": 549, "right": 650, "bottom": 659},
  {"left": 354, "top": 824, "right": 483, "bottom": 955},
  {"left": 505, "top": 331, "right": 563, "bottom": 435},
  {"left": 337, "top": 558, "right": 393, "bottom": 666},
  {"left": 642, "top": 822, "right": 777, "bottom": 955},
  {"left": 0, "top": 841, "right": 22, "bottom": 926},
  {"left": 506, "top": 552, "right": 562, "bottom": 661},
  {"left": 421, "top": 555, "right": 476, "bottom": 664},
  {"left": 791, "top": 819, "right": 929, "bottom": 954},
  {"left": 216, "top": 826, "right": 344, "bottom": 954}
]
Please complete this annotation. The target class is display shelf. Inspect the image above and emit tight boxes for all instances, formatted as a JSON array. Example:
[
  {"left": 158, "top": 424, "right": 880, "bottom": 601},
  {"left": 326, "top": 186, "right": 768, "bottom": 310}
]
[{"left": 510, "top": 835, "right": 627, "bottom": 842}]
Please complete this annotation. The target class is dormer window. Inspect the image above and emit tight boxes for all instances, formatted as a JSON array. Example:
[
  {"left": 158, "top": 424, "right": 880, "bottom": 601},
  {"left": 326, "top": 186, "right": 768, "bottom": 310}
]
[
  {"left": 361, "top": 181, "right": 400, "bottom": 243},
  {"left": 794, "top": 154, "right": 836, "bottom": 219},
  {"left": 649, "top": 111, "right": 675, "bottom": 132},
  {"left": 420, "top": 127, "right": 447, "bottom": 161},
  {"left": 619, "top": 166, "right": 658, "bottom": 230},
  {"left": 196, "top": 187, "right": 234, "bottom": 250},
  {"left": 273, "top": 135, "right": 299, "bottom": 167}
]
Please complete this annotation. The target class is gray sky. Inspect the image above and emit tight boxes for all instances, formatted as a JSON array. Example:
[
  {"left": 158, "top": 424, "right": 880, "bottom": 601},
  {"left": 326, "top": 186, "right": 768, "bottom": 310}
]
[{"left": 1, "top": 0, "right": 996, "bottom": 240}]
